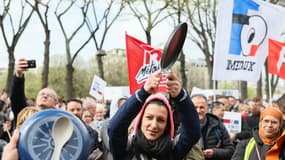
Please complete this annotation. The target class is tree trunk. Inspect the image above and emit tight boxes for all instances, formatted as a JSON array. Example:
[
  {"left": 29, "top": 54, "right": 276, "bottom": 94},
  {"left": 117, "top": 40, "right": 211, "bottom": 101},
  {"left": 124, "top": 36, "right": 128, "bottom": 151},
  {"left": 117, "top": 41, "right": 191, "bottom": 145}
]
[
  {"left": 240, "top": 81, "right": 248, "bottom": 101},
  {"left": 207, "top": 62, "right": 213, "bottom": 89},
  {"left": 256, "top": 75, "right": 262, "bottom": 98},
  {"left": 41, "top": 30, "right": 50, "bottom": 89},
  {"left": 66, "top": 63, "right": 74, "bottom": 99},
  {"left": 179, "top": 52, "right": 187, "bottom": 89},
  {"left": 6, "top": 51, "right": 15, "bottom": 93},
  {"left": 146, "top": 31, "right": 151, "bottom": 45},
  {"left": 97, "top": 56, "right": 105, "bottom": 80}
]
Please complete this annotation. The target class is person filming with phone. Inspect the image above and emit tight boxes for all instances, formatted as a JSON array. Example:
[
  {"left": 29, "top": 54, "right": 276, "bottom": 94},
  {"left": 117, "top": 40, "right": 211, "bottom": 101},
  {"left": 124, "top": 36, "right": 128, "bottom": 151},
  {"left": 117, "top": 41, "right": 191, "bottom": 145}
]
[{"left": 10, "top": 58, "right": 59, "bottom": 123}]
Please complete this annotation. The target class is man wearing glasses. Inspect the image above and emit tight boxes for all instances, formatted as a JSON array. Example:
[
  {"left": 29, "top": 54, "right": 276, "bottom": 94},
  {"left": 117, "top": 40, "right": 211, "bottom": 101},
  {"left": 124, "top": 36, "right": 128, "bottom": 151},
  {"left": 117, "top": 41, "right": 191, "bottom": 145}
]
[{"left": 10, "top": 58, "right": 59, "bottom": 123}]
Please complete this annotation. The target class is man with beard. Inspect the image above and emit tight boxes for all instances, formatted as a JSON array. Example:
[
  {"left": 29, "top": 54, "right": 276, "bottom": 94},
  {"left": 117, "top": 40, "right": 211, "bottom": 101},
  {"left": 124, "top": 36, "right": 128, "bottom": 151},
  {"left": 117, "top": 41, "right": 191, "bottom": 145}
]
[{"left": 66, "top": 99, "right": 101, "bottom": 157}]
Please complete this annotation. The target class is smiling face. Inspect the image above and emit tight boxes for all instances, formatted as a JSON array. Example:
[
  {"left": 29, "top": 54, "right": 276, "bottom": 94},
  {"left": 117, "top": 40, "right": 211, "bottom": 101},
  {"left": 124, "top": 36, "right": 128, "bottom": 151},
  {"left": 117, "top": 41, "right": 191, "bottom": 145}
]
[
  {"left": 140, "top": 103, "right": 168, "bottom": 141},
  {"left": 260, "top": 115, "right": 281, "bottom": 139},
  {"left": 192, "top": 96, "right": 208, "bottom": 123}
]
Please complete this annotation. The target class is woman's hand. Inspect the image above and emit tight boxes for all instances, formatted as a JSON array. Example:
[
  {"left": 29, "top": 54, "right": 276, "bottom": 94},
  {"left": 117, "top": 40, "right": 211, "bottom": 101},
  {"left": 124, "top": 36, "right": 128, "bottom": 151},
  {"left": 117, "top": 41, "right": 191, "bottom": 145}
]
[
  {"left": 166, "top": 71, "right": 182, "bottom": 98},
  {"left": 143, "top": 71, "right": 162, "bottom": 94}
]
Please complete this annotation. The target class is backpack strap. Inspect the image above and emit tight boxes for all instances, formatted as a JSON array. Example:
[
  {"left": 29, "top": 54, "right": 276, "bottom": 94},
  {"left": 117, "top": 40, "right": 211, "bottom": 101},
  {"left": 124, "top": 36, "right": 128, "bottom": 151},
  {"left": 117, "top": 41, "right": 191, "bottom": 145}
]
[{"left": 244, "top": 137, "right": 255, "bottom": 160}]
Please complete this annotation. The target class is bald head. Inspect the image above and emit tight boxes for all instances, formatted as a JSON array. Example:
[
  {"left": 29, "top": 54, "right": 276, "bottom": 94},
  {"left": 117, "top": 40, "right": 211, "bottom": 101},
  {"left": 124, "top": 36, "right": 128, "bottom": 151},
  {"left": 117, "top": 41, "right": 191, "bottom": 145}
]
[{"left": 36, "top": 88, "right": 58, "bottom": 110}]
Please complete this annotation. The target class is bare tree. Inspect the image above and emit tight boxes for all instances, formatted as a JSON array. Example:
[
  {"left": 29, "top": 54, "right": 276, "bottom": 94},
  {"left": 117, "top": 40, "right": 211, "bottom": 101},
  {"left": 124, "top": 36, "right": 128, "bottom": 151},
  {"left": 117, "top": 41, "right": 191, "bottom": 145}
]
[
  {"left": 0, "top": 0, "right": 34, "bottom": 93},
  {"left": 54, "top": 0, "right": 93, "bottom": 99},
  {"left": 127, "top": 0, "right": 171, "bottom": 44},
  {"left": 26, "top": 0, "right": 52, "bottom": 89},
  {"left": 168, "top": 0, "right": 188, "bottom": 89},
  {"left": 185, "top": 0, "right": 217, "bottom": 89},
  {"left": 85, "top": 0, "right": 125, "bottom": 80}
]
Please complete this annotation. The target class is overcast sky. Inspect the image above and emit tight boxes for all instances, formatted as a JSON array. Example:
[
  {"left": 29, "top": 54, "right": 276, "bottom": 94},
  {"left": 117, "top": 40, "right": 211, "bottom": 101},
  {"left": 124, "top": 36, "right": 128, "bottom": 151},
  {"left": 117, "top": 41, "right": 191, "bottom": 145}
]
[{"left": 0, "top": 1, "right": 203, "bottom": 68}]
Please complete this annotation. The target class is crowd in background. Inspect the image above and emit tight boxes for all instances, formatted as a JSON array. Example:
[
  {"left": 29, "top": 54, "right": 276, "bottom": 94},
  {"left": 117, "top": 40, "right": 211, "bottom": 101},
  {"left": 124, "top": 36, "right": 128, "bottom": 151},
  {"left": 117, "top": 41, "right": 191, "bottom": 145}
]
[{"left": 1, "top": 59, "right": 285, "bottom": 160}]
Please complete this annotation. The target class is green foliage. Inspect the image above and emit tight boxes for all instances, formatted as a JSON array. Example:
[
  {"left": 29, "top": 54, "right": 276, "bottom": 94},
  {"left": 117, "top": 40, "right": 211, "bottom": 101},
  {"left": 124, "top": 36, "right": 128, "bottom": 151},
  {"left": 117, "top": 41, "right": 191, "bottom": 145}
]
[
  {"left": 0, "top": 70, "right": 8, "bottom": 91},
  {"left": 73, "top": 68, "right": 93, "bottom": 98},
  {"left": 219, "top": 82, "right": 237, "bottom": 90},
  {"left": 25, "top": 70, "right": 41, "bottom": 99},
  {"left": 247, "top": 87, "right": 255, "bottom": 99},
  {"left": 48, "top": 66, "right": 66, "bottom": 98},
  {"left": 104, "top": 57, "right": 128, "bottom": 86},
  {"left": 90, "top": 52, "right": 129, "bottom": 86}
]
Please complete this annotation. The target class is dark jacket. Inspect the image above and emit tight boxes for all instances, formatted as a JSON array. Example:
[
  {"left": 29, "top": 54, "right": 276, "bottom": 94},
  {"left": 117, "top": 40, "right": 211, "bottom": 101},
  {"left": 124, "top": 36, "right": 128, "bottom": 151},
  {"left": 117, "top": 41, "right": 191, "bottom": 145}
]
[
  {"left": 201, "top": 113, "right": 234, "bottom": 160},
  {"left": 10, "top": 75, "right": 27, "bottom": 122},
  {"left": 108, "top": 88, "right": 200, "bottom": 160},
  {"left": 235, "top": 119, "right": 252, "bottom": 141},
  {"left": 247, "top": 114, "right": 260, "bottom": 130},
  {"left": 86, "top": 124, "right": 100, "bottom": 155},
  {"left": 231, "top": 128, "right": 272, "bottom": 160}
]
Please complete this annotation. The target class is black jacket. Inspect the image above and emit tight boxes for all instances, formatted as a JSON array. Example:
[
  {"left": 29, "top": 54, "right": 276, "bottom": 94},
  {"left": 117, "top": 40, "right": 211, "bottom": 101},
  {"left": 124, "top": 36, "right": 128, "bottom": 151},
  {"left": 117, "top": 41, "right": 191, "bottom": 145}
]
[
  {"left": 201, "top": 113, "right": 234, "bottom": 160},
  {"left": 231, "top": 128, "right": 272, "bottom": 160},
  {"left": 10, "top": 75, "right": 27, "bottom": 123}
]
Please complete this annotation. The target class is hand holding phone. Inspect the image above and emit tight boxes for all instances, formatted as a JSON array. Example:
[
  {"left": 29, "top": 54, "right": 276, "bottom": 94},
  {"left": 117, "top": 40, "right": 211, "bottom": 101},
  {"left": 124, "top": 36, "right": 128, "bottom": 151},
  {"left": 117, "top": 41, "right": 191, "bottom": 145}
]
[{"left": 26, "top": 60, "right": 36, "bottom": 68}]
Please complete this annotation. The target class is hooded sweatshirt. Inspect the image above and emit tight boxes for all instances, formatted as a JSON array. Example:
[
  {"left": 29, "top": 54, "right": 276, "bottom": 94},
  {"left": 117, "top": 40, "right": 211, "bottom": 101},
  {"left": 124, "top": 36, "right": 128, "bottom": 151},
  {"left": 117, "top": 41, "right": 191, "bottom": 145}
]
[{"left": 108, "top": 87, "right": 200, "bottom": 160}]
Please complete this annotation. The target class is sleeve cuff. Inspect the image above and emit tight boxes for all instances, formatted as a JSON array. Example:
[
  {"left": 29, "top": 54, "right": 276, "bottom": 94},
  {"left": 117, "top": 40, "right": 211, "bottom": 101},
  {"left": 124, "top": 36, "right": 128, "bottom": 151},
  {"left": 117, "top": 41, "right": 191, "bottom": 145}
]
[{"left": 172, "top": 89, "right": 188, "bottom": 102}]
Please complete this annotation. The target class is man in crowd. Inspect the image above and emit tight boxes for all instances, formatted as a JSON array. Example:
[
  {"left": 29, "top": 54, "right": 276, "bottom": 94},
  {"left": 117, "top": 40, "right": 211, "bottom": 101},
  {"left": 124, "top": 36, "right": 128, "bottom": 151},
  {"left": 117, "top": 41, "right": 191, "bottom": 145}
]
[
  {"left": 65, "top": 98, "right": 100, "bottom": 156},
  {"left": 211, "top": 101, "right": 225, "bottom": 120},
  {"left": 10, "top": 58, "right": 59, "bottom": 122},
  {"left": 191, "top": 94, "right": 234, "bottom": 160}
]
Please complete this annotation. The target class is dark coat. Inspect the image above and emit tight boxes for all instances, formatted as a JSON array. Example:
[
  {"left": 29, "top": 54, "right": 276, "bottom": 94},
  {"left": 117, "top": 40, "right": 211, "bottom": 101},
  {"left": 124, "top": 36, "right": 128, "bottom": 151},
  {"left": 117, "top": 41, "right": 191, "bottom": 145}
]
[
  {"left": 247, "top": 114, "right": 260, "bottom": 129},
  {"left": 108, "top": 88, "right": 200, "bottom": 160},
  {"left": 201, "top": 113, "right": 234, "bottom": 160},
  {"left": 9, "top": 75, "right": 27, "bottom": 122},
  {"left": 231, "top": 128, "right": 272, "bottom": 160},
  {"left": 235, "top": 119, "right": 252, "bottom": 141}
]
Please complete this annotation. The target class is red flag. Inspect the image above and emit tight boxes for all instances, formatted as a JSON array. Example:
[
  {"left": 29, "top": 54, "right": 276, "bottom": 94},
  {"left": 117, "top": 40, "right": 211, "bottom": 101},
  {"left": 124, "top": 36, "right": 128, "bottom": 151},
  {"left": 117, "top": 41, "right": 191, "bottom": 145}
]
[
  {"left": 268, "top": 39, "right": 285, "bottom": 79},
  {"left": 125, "top": 33, "right": 166, "bottom": 94}
]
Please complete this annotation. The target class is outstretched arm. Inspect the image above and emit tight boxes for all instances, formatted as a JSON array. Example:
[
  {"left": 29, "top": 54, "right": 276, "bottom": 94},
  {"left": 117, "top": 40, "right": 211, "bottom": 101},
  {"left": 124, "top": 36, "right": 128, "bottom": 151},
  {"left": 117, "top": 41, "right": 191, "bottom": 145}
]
[{"left": 10, "top": 59, "right": 29, "bottom": 121}]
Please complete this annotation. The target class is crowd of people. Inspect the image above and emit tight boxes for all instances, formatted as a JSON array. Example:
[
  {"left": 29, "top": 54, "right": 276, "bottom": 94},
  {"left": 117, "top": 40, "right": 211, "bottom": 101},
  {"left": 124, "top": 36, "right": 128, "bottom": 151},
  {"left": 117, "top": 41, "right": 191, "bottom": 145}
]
[{"left": 1, "top": 58, "right": 285, "bottom": 160}]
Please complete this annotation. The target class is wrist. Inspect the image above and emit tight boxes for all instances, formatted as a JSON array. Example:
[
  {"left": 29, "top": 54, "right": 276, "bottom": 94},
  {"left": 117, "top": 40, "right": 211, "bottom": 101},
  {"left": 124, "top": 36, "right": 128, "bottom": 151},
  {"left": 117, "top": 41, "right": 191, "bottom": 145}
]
[{"left": 15, "top": 71, "right": 24, "bottom": 78}]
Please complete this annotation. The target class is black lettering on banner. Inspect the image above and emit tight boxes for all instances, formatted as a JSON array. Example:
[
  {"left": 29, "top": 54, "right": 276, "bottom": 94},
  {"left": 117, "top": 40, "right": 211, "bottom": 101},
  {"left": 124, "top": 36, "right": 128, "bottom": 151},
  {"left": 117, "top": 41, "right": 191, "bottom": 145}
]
[
  {"left": 226, "top": 59, "right": 256, "bottom": 71},
  {"left": 136, "top": 61, "right": 160, "bottom": 83}
]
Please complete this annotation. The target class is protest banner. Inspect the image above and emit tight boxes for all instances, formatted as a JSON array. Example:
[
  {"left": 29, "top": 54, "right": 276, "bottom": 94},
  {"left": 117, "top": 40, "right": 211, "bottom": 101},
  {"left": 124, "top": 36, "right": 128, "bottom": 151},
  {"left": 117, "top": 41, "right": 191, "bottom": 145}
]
[{"left": 89, "top": 75, "right": 106, "bottom": 100}]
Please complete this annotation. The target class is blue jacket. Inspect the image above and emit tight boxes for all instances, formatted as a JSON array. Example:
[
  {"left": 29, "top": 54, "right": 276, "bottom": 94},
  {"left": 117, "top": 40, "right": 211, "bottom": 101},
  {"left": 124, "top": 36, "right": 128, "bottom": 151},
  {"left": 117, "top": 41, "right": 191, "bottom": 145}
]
[{"left": 108, "top": 88, "right": 200, "bottom": 160}]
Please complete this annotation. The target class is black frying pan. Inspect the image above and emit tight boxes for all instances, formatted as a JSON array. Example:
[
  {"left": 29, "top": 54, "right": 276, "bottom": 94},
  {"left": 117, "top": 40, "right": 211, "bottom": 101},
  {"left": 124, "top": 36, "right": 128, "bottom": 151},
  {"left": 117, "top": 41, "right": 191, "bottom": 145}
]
[{"left": 160, "top": 22, "right": 188, "bottom": 71}]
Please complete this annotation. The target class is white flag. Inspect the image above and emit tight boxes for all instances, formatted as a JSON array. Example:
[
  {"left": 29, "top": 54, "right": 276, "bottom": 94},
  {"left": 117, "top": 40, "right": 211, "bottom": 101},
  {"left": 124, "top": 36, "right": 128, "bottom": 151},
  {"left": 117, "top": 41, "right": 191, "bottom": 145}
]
[{"left": 212, "top": 0, "right": 285, "bottom": 82}]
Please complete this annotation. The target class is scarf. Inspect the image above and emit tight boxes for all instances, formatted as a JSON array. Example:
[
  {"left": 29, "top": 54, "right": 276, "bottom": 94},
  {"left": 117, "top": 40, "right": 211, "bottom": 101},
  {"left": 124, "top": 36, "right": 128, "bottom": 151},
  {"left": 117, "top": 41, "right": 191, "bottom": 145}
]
[{"left": 129, "top": 130, "right": 174, "bottom": 160}]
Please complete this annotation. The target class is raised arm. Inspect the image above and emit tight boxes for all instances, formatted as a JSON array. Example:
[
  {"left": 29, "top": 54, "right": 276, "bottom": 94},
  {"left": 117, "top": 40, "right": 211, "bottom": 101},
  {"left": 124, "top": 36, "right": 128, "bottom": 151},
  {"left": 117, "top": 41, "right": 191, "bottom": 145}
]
[
  {"left": 108, "top": 72, "right": 161, "bottom": 159},
  {"left": 167, "top": 71, "right": 200, "bottom": 159},
  {"left": 10, "top": 59, "right": 29, "bottom": 121}
]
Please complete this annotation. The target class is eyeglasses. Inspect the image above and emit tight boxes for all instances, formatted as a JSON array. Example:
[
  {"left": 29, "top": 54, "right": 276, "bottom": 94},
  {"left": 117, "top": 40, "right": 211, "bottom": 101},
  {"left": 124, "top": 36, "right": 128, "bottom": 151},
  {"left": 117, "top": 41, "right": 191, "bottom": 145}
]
[
  {"left": 39, "top": 92, "right": 57, "bottom": 102},
  {"left": 262, "top": 119, "right": 279, "bottom": 125}
]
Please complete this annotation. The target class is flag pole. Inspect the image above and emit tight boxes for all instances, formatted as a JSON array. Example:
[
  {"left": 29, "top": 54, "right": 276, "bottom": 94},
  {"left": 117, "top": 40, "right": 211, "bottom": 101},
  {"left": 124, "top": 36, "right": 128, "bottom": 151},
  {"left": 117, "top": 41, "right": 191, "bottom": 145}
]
[
  {"left": 213, "top": 80, "right": 216, "bottom": 101},
  {"left": 268, "top": 74, "right": 273, "bottom": 107}
]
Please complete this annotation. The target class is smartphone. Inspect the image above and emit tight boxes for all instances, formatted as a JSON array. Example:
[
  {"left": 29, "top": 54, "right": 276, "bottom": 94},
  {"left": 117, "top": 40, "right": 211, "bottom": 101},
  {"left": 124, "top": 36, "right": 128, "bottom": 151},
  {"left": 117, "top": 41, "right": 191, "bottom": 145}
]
[{"left": 26, "top": 60, "right": 36, "bottom": 68}]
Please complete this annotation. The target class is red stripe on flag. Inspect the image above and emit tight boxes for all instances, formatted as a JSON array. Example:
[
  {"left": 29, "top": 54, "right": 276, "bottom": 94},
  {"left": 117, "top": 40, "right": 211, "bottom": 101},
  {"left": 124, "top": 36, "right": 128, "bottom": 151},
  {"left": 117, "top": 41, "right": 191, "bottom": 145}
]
[{"left": 268, "top": 39, "right": 285, "bottom": 80}]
